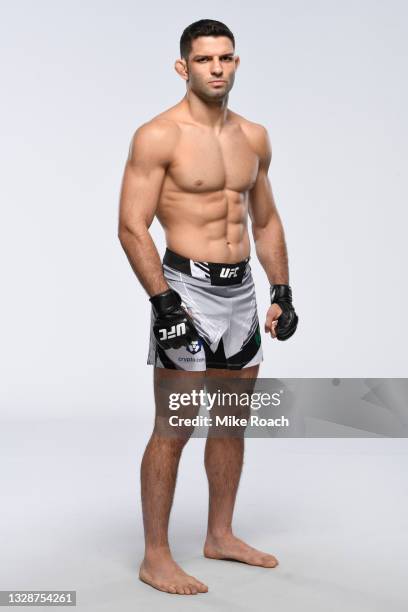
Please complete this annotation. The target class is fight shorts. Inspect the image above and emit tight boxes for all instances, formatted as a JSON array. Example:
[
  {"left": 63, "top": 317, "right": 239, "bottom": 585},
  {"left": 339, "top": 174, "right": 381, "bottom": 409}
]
[{"left": 147, "top": 248, "right": 263, "bottom": 371}]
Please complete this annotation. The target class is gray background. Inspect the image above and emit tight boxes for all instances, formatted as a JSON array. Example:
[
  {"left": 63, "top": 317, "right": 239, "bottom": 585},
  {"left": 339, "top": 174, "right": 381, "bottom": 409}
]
[{"left": 1, "top": 0, "right": 407, "bottom": 610}]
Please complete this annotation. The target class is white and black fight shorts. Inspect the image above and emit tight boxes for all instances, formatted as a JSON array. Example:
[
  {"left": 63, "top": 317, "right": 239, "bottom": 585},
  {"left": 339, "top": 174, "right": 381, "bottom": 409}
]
[{"left": 147, "top": 248, "right": 263, "bottom": 371}]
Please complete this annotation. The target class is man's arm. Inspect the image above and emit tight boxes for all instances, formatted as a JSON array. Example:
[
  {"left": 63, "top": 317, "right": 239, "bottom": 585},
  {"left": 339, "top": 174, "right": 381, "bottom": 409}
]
[
  {"left": 118, "top": 120, "right": 178, "bottom": 296},
  {"left": 248, "top": 126, "right": 289, "bottom": 285},
  {"left": 249, "top": 126, "right": 298, "bottom": 339}
]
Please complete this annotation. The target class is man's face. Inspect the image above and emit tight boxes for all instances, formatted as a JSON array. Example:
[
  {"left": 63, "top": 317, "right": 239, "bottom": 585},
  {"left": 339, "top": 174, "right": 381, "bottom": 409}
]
[{"left": 185, "top": 36, "right": 239, "bottom": 101}]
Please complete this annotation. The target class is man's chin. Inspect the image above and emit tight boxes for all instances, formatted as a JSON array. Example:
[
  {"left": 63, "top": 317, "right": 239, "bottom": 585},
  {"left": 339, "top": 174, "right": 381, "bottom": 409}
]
[
  {"left": 205, "top": 88, "right": 228, "bottom": 100},
  {"left": 192, "top": 86, "right": 229, "bottom": 103}
]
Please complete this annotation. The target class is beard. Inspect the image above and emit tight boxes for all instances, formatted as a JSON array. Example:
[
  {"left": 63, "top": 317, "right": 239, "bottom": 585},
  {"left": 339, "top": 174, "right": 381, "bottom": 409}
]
[{"left": 189, "top": 75, "right": 234, "bottom": 103}]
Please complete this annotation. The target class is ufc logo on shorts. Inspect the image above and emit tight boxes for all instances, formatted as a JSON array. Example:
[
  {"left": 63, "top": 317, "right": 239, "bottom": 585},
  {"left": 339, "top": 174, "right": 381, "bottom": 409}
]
[
  {"left": 159, "top": 322, "right": 186, "bottom": 341},
  {"left": 220, "top": 266, "right": 239, "bottom": 278}
]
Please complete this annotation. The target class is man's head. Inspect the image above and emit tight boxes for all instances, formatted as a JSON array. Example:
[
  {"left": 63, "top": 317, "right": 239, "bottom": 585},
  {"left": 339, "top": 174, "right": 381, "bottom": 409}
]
[{"left": 175, "top": 19, "right": 239, "bottom": 102}]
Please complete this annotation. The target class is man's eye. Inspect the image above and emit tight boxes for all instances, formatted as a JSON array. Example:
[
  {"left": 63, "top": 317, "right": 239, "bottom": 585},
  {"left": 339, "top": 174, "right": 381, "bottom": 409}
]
[
  {"left": 198, "top": 58, "right": 208, "bottom": 62},
  {"left": 222, "top": 57, "right": 233, "bottom": 61}
]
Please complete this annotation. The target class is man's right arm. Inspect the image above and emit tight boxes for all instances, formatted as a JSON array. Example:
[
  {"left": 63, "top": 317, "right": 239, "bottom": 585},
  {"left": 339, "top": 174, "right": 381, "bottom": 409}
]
[{"left": 118, "top": 120, "right": 178, "bottom": 296}]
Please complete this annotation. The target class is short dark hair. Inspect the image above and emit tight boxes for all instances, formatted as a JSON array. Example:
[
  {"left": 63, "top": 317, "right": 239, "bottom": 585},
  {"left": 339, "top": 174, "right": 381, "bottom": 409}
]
[{"left": 179, "top": 19, "right": 235, "bottom": 60}]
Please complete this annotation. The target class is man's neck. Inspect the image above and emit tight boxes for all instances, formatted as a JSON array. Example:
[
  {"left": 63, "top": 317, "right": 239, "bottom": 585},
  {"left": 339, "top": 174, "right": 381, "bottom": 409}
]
[{"left": 182, "top": 91, "right": 229, "bottom": 131}]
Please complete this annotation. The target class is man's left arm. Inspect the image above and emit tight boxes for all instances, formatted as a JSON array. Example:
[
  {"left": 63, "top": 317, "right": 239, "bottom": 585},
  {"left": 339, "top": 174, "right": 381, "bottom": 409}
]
[{"left": 248, "top": 126, "right": 298, "bottom": 340}]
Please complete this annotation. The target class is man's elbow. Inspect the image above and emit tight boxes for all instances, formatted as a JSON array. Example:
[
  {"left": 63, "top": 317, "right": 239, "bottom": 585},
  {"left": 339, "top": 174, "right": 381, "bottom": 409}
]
[
  {"left": 118, "top": 221, "right": 147, "bottom": 248},
  {"left": 252, "top": 213, "right": 282, "bottom": 241},
  {"left": 251, "top": 222, "right": 268, "bottom": 243},
  {"left": 117, "top": 222, "right": 129, "bottom": 247},
  {"left": 118, "top": 224, "right": 133, "bottom": 249}
]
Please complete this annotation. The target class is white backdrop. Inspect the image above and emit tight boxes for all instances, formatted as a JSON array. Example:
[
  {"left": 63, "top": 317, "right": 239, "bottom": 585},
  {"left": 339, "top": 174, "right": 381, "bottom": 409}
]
[
  {"left": 1, "top": 1, "right": 407, "bottom": 414},
  {"left": 1, "top": 3, "right": 408, "bottom": 611}
]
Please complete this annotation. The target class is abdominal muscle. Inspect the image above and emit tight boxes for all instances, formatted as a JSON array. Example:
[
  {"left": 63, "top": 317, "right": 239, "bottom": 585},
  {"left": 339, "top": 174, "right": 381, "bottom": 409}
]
[{"left": 157, "top": 189, "right": 251, "bottom": 264}]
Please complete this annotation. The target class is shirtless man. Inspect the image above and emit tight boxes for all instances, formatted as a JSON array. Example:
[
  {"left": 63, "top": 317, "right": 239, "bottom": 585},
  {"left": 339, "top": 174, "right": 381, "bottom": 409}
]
[{"left": 118, "top": 19, "right": 298, "bottom": 595}]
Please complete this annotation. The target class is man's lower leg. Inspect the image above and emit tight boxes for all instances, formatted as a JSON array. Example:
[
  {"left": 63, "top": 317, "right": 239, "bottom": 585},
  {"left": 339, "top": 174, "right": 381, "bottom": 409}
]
[
  {"left": 139, "top": 433, "right": 208, "bottom": 594},
  {"left": 203, "top": 433, "right": 278, "bottom": 568}
]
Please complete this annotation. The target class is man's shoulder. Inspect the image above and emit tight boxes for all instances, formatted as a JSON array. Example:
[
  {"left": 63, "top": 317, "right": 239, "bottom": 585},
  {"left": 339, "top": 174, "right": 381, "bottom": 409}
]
[
  {"left": 133, "top": 114, "right": 181, "bottom": 145},
  {"left": 129, "top": 113, "right": 181, "bottom": 164},
  {"left": 229, "top": 110, "right": 268, "bottom": 137},
  {"left": 229, "top": 111, "right": 270, "bottom": 156}
]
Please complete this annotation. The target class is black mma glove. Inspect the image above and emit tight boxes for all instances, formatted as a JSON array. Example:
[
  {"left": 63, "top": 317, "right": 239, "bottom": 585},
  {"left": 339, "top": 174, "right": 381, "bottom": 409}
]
[
  {"left": 270, "top": 284, "right": 298, "bottom": 341},
  {"left": 150, "top": 289, "right": 200, "bottom": 349}
]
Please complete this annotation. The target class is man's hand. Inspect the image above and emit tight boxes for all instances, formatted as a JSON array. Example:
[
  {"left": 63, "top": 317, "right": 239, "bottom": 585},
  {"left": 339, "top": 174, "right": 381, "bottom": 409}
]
[
  {"left": 150, "top": 289, "right": 200, "bottom": 349},
  {"left": 269, "top": 285, "right": 298, "bottom": 341},
  {"left": 265, "top": 303, "right": 283, "bottom": 339}
]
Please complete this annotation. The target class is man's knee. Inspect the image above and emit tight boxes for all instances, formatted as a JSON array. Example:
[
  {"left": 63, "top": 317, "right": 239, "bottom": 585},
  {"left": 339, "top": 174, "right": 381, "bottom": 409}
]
[{"left": 151, "top": 426, "right": 195, "bottom": 450}]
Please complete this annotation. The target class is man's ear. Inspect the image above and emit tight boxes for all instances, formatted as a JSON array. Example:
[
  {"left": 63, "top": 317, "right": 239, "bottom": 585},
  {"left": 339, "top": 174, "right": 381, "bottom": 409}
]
[
  {"left": 174, "top": 58, "right": 189, "bottom": 81},
  {"left": 234, "top": 55, "right": 240, "bottom": 71}
]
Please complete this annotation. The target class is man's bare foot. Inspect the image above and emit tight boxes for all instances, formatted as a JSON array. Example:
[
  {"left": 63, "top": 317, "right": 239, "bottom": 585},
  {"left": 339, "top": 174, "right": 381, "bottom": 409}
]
[
  {"left": 204, "top": 533, "right": 279, "bottom": 568},
  {"left": 139, "top": 550, "right": 208, "bottom": 595}
]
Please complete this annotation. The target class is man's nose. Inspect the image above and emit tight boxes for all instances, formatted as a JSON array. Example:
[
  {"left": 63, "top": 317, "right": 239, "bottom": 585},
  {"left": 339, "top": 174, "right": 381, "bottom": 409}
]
[{"left": 210, "top": 59, "right": 223, "bottom": 75}]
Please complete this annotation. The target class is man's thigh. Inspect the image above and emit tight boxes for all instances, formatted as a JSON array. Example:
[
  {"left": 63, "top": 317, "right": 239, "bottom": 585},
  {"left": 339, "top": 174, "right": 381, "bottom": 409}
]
[
  {"left": 152, "top": 366, "right": 259, "bottom": 438},
  {"left": 204, "top": 365, "right": 259, "bottom": 437},
  {"left": 153, "top": 367, "right": 206, "bottom": 439},
  {"left": 205, "top": 365, "right": 259, "bottom": 380}
]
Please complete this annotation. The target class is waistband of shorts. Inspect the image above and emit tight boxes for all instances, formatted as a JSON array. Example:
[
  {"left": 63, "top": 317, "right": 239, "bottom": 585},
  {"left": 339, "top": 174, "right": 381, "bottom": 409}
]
[{"left": 163, "top": 248, "right": 250, "bottom": 286}]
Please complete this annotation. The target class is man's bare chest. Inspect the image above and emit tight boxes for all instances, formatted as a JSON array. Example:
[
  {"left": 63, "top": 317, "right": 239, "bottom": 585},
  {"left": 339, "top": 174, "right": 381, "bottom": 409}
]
[{"left": 166, "top": 126, "right": 259, "bottom": 194}]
